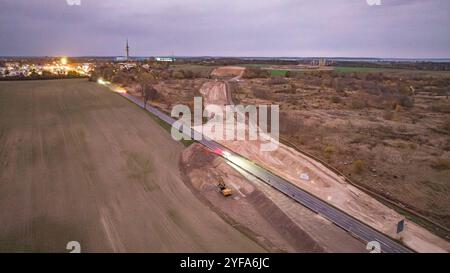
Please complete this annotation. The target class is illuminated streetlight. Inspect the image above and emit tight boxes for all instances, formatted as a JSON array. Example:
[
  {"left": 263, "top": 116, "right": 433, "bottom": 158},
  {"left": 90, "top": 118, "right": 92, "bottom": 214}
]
[{"left": 60, "top": 57, "right": 68, "bottom": 65}]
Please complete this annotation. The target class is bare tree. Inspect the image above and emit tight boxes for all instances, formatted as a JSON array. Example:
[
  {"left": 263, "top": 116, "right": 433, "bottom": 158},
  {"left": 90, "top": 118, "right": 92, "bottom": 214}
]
[
  {"left": 137, "top": 72, "right": 156, "bottom": 97},
  {"left": 100, "top": 65, "right": 114, "bottom": 81},
  {"left": 143, "top": 86, "right": 157, "bottom": 109}
]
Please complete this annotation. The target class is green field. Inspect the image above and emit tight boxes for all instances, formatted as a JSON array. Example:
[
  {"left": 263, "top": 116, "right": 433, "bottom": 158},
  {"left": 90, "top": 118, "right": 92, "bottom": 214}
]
[
  {"left": 333, "top": 66, "right": 388, "bottom": 73},
  {"left": 270, "top": 70, "right": 289, "bottom": 76},
  {"left": 333, "top": 66, "right": 450, "bottom": 76}
]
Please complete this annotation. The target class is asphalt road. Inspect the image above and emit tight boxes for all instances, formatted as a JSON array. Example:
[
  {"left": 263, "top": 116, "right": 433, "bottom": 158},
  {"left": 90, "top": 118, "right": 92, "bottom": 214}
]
[{"left": 108, "top": 84, "right": 413, "bottom": 253}]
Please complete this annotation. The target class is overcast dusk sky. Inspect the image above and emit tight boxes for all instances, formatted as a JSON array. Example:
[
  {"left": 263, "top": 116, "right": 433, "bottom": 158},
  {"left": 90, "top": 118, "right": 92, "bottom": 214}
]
[{"left": 0, "top": 0, "right": 449, "bottom": 58}]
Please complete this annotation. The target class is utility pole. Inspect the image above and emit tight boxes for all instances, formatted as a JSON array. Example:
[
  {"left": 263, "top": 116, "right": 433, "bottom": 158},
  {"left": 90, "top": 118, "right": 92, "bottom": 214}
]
[{"left": 126, "top": 39, "right": 130, "bottom": 61}]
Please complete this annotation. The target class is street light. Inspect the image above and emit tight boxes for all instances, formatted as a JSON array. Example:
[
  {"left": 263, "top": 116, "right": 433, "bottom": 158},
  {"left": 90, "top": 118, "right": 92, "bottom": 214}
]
[{"left": 60, "top": 57, "right": 68, "bottom": 65}]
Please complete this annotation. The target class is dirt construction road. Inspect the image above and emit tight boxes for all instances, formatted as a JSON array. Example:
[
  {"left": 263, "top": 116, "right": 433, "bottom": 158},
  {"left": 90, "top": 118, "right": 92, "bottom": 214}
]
[{"left": 0, "top": 79, "right": 264, "bottom": 252}]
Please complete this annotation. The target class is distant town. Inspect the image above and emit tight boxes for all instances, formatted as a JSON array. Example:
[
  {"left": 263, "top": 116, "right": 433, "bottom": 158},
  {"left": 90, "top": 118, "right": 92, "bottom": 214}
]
[
  {"left": 0, "top": 56, "right": 176, "bottom": 80},
  {"left": 0, "top": 58, "right": 93, "bottom": 78},
  {"left": 0, "top": 40, "right": 178, "bottom": 79}
]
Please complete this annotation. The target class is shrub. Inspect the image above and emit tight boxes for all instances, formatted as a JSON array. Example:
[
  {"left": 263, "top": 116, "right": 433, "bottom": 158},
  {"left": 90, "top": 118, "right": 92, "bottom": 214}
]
[
  {"left": 67, "top": 71, "right": 80, "bottom": 77},
  {"left": 243, "top": 67, "right": 270, "bottom": 79},
  {"left": 353, "top": 160, "right": 365, "bottom": 174},
  {"left": 398, "top": 125, "right": 408, "bottom": 133},
  {"left": 111, "top": 72, "right": 130, "bottom": 85},
  {"left": 349, "top": 97, "right": 367, "bottom": 109},
  {"left": 89, "top": 70, "right": 100, "bottom": 82},
  {"left": 394, "top": 104, "right": 403, "bottom": 112},
  {"left": 98, "top": 66, "right": 114, "bottom": 81},
  {"left": 383, "top": 110, "right": 394, "bottom": 120},
  {"left": 172, "top": 70, "right": 185, "bottom": 79},
  {"left": 279, "top": 112, "right": 303, "bottom": 135},
  {"left": 331, "top": 96, "right": 342, "bottom": 104},
  {"left": 159, "top": 70, "right": 171, "bottom": 80},
  {"left": 323, "top": 146, "right": 334, "bottom": 160},
  {"left": 395, "top": 95, "right": 414, "bottom": 109},
  {"left": 183, "top": 70, "right": 195, "bottom": 79},
  {"left": 268, "top": 76, "right": 288, "bottom": 85},
  {"left": 399, "top": 85, "right": 413, "bottom": 96},
  {"left": 253, "top": 88, "right": 271, "bottom": 100},
  {"left": 332, "top": 78, "right": 344, "bottom": 93},
  {"left": 431, "top": 102, "right": 450, "bottom": 113},
  {"left": 433, "top": 88, "right": 448, "bottom": 96},
  {"left": 430, "top": 158, "right": 450, "bottom": 170},
  {"left": 42, "top": 70, "right": 54, "bottom": 77},
  {"left": 443, "top": 139, "right": 450, "bottom": 151},
  {"left": 442, "top": 119, "right": 450, "bottom": 132}
]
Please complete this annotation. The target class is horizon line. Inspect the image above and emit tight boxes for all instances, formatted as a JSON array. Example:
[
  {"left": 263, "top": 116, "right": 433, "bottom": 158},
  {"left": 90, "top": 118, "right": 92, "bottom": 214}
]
[{"left": 1, "top": 55, "right": 450, "bottom": 60}]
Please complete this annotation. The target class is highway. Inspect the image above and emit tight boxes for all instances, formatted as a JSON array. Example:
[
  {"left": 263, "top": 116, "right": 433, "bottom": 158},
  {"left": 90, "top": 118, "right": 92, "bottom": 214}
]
[{"left": 104, "top": 82, "right": 413, "bottom": 253}]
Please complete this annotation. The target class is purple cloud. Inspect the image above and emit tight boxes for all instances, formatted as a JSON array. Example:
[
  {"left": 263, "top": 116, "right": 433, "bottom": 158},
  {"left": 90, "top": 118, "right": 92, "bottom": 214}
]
[{"left": 0, "top": 0, "right": 449, "bottom": 58}]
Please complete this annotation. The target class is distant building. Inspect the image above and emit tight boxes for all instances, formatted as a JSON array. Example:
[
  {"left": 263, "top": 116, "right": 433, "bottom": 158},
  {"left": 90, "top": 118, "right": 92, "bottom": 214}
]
[
  {"left": 309, "top": 58, "right": 330, "bottom": 68},
  {"left": 118, "top": 63, "right": 137, "bottom": 70},
  {"left": 319, "top": 58, "right": 326, "bottom": 67},
  {"left": 155, "top": 57, "right": 175, "bottom": 62}
]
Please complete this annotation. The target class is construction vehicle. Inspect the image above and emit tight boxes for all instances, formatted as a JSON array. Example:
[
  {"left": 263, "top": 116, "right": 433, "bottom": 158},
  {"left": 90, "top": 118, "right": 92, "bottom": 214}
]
[{"left": 217, "top": 178, "right": 232, "bottom": 197}]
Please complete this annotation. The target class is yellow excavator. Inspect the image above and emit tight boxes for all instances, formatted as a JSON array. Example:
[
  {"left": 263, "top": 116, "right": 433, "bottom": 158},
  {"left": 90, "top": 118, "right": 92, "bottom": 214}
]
[{"left": 217, "top": 177, "right": 232, "bottom": 197}]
